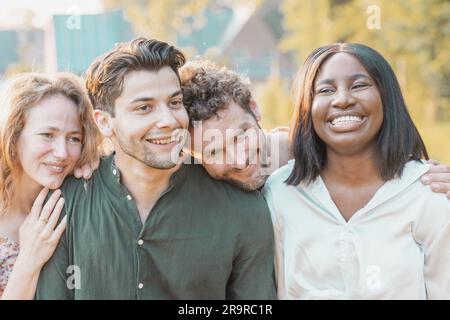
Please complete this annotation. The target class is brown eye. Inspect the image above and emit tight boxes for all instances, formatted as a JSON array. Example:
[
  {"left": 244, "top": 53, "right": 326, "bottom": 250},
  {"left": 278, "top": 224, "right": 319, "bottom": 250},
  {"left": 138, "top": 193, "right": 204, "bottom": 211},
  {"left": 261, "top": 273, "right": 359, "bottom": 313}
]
[
  {"left": 352, "top": 83, "right": 368, "bottom": 89},
  {"left": 68, "top": 136, "right": 81, "bottom": 143},
  {"left": 318, "top": 87, "right": 334, "bottom": 94},
  {"left": 40, "top": 133, "right": 54, "bottom": 139},
  {"left": 137, "top": 105, "right": 150, "bottom": 111},
  {"left": 170, "top": 100, "right": 182, "bottom": 108}
]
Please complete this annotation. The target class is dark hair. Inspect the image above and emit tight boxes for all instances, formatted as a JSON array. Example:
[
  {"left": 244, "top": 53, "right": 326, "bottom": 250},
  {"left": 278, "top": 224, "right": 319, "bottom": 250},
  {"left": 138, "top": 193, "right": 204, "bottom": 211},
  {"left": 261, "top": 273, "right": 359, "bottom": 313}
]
[
  {"left": 286, "top": 43, "right": 428, "bottom": 185},
  {"left": 85, "top": 37, "right": 186, "bottom": 116},
  {"left": 179, "top": 59, "right": 253, "bottom": 122}
]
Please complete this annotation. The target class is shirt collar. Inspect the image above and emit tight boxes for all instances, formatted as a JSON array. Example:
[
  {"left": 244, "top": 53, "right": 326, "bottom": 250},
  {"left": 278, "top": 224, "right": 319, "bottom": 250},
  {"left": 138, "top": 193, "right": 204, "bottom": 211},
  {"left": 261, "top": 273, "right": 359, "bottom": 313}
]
[{"left": 103, "top": 152, "right": 189, "bottom": 192}]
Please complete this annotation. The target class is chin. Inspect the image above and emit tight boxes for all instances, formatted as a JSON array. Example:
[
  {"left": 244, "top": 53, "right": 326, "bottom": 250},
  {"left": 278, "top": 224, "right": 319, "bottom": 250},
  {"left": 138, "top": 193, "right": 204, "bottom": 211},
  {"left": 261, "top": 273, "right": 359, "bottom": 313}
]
[{"left": 40, "top": 177, "right": 65, "bottom": 190}]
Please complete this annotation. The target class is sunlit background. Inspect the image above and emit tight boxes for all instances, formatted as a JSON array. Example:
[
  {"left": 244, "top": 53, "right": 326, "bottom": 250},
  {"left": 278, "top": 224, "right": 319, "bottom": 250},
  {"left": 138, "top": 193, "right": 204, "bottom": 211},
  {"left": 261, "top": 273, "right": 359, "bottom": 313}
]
[{"left": 0, "top": 0, "right": 448, "bottom": 162}]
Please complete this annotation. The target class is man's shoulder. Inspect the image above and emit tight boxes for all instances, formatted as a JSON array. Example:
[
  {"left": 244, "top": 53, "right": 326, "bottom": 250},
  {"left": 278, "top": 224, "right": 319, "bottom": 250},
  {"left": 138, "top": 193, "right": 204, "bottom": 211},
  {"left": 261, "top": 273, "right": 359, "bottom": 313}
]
[
  {"left": 186, "top": 164, "right": 265, "bottom": 198},
  {"left": 184, "top": 164, "right": 269, "bottom": 214},
  {"left": 61, "top": 155, "right": 112, "bottom": 197}
]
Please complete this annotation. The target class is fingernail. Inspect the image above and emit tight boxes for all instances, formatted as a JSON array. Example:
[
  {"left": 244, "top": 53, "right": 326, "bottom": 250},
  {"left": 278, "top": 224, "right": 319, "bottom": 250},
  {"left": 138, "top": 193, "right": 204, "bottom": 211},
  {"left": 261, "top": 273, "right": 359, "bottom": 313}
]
[
  {"left": 431, "top": 183, "right": 440, "bottom": 191},
  {"left": 422, "top": 176, "right": 430, "bottom": 184}
]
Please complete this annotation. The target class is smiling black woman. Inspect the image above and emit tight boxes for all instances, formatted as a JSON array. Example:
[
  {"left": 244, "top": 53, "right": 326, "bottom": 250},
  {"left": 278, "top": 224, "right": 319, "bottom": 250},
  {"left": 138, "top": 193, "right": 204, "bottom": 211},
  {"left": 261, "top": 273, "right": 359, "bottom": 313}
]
[{"left": 264, "top": 43, "right": 450, "bottom": 300}]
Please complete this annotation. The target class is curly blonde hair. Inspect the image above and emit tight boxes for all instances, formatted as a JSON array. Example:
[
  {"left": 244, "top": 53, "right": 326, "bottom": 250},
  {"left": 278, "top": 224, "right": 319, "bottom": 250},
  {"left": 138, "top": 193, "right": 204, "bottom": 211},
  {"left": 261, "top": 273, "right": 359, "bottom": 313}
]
[{"left": 0, "top": 72, "right": 102, "bottom": 213}]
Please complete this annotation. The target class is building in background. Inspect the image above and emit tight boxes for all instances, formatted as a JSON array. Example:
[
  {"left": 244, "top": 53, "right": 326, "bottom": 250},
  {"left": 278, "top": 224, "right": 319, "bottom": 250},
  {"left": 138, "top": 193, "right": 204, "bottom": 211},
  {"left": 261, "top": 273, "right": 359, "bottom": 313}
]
[
  {"left": 177, "top": 1, "right": 296, "bottom": 84},
  {"left": 45, "top": 10, "right": 132, "bottom": 74},
  {"left": 0, "top": 29, "right": 44, "bottom": 75}
]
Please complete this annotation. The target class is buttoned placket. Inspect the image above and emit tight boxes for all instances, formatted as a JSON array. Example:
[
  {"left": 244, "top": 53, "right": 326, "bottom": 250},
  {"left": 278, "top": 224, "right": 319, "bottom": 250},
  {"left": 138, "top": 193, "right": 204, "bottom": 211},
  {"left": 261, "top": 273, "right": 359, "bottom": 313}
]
[
  {"left": 113, "top": 161, "right": 187, "bottom": 298},
  {"left": 110, "top": 162, "right": 150, "bottom": 295}
]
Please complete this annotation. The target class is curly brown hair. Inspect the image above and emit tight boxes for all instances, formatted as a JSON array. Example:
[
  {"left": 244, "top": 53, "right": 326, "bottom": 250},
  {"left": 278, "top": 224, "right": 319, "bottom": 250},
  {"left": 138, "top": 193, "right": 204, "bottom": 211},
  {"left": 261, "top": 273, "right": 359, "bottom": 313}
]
[{"left": 180, "top": 60, "right": 253, "bottom": 122}]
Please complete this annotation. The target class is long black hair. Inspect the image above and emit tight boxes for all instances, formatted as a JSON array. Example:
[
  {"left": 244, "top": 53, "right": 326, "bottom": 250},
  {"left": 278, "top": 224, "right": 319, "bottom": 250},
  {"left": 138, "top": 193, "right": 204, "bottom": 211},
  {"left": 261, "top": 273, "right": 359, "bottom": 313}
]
[{"left": 286, "top": 43, "right": 428, "bottom": 186}]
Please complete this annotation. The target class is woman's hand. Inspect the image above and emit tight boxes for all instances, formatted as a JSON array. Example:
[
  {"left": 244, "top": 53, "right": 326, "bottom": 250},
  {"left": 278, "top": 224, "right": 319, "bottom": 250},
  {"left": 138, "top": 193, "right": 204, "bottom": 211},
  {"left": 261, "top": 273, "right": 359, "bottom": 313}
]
[
  {"left": 421, "top": 160, "right": 450, "bottom": 199},
  {"left": 16, "top": 188, "right": 67, "bottom": 271},
  {"left": 73, "top": 158, "right": 100, "bottom": 180},
  {"left": 1, "top": 188, "right": 67, "bottom": 299}
]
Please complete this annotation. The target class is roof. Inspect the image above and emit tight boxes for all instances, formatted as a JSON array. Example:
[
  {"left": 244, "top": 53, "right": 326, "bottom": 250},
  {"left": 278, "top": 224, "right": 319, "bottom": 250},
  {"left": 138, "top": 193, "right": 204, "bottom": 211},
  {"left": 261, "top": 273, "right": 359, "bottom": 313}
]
[{"left": 52, "top": 10, "right": 132, "bottom": 74}]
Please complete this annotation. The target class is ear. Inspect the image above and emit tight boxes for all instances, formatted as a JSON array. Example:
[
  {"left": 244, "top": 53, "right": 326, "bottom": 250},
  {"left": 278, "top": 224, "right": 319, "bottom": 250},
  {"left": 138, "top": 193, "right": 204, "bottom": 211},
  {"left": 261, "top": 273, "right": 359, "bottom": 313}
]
[
  {"left": 93, "top": 110, "right": 114, "bottom": 138},
  {"left": 249, "top": 100, "right": 261, "bottom": 122}
]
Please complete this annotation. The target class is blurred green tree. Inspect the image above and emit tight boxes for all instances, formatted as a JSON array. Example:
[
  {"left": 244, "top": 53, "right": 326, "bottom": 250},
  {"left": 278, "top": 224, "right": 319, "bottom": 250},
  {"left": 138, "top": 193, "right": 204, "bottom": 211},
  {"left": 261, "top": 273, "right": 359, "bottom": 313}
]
[
  {"left": 256, "top": 75, "right": 292, "bottom": 129},
  {"left": 103, "top": 0, "right": 262, "bottom": 42},
  {"left": 280, "top": 0, "right": 450, "bottom": 122}
]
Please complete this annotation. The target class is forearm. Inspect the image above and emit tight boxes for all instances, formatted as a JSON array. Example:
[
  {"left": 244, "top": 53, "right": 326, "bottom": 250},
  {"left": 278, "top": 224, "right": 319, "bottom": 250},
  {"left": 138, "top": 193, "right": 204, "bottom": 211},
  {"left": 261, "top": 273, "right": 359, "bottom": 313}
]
[{"left": 1, "top": 256, "right": 42, "bottom": 300}]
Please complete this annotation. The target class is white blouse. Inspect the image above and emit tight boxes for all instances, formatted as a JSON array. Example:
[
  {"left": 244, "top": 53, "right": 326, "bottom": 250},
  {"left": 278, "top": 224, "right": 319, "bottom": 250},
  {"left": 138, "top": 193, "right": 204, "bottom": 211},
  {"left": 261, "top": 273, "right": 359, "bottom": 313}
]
[{"left": 263, "top": 160, "right": 450, "bottom": 300}]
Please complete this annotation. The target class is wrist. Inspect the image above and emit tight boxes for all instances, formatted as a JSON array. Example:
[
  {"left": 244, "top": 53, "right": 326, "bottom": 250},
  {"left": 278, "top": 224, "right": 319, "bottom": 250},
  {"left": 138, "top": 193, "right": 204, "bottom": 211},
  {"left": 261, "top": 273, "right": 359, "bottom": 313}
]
[{"left": 13, "top": 254, "right": 43, "bottom": 276}]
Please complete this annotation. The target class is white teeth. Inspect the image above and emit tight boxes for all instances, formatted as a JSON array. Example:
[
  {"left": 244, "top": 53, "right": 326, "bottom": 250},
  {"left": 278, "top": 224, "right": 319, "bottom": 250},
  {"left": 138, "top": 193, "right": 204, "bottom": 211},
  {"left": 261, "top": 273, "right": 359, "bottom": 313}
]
[
  {"left": 149, "top": 138, "right": 173, "bottom": 145},
  {"left": 331, "top": 115, "right": 362, "bottom": 125},
  {"left": 46, "top": 164, "right": 64, "bottom": 172},
  {"left": 147, "top": 132, "right": 183, "bottom": 145}
]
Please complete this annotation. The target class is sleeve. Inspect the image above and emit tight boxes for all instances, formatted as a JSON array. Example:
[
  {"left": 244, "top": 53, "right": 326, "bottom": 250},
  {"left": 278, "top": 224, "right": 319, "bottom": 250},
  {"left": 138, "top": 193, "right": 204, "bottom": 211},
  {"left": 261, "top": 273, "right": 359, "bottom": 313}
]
[
  {"left": 263, "top": 185, "right": 288, "bottom": 299},
  {"left": 225, "top": 195, "right": 277, "bottom": 300},
  {"left": 35, "top": 207, "right": 74, "bottom": 300},
  {"left": 412, "top": 194, "right": 450, "bottom": 299}
]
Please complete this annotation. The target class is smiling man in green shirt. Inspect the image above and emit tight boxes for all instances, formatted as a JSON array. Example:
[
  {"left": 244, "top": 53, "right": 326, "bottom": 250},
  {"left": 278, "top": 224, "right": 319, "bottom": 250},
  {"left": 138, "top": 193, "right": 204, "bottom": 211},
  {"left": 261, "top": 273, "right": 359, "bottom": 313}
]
[{"left": 35, "top": 38, "right": 276, "bottom": 300}]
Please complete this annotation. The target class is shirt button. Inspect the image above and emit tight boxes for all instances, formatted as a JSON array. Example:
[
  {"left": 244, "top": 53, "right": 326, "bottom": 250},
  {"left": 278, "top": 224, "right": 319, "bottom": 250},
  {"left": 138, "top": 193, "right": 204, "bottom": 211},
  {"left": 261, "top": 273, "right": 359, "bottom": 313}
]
[
  {"left": 112, "top": 169, "right": 117, "bottom": 175},
  {"left": 127, "top": 195, "right": 132, "bottom": 200},
  {"left": 138, "top": 283, "right": 144, "bottom": 289},
  {"left": 138, "top": 239, "right": 144, "bottom": 245}
]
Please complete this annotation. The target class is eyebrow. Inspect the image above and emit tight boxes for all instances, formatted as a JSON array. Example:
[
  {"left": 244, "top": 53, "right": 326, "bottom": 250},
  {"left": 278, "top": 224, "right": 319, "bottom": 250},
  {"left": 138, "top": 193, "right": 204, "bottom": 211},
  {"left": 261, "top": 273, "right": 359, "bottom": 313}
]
[
  {"left": 39, "top": 126, "right": 82, "bottom": 134},
  {"left": 130, "top": 90, "right": 182, "bottom": 104},
  {"left": 316, "top": 73, "right": 371, "bottom": 86}
]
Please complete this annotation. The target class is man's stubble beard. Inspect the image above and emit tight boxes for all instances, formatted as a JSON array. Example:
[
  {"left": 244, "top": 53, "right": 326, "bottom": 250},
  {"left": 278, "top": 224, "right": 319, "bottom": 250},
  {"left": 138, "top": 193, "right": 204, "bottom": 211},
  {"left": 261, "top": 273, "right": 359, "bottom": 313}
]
[
  {"left": 226, "top": 174, "right": 268, "bottom": 192},
  {"left": 115, "top": 134, "right": 181, "bottom": 170}
]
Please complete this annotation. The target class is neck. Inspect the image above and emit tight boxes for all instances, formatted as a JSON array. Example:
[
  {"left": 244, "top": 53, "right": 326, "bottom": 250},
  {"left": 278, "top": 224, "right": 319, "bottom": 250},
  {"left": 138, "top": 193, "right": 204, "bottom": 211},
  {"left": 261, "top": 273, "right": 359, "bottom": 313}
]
[
  {"left": 11, "top": 175, "right": 43, "bottom": 215},
  {"left": 114, "top": 151, "right": 180, "bottom": 205},
  {"left": 322, "top": 146, "right": 383, "bottom": 187}
]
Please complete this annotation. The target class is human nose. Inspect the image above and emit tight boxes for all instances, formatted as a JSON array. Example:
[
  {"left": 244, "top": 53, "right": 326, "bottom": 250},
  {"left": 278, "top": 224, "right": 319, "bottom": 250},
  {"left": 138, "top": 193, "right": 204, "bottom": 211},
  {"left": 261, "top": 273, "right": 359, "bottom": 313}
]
[
  {"left": 230, "top": 134, "right": 258, "bottom": 170},
  {"left": 52, "top": 137, "right": 68, "bottom": 159},
  {"left": 332, "top": 89, "right": 355, "bottom": 109},
  {"left": 156, "top": 105, "right": 179, "bottom": 129}
]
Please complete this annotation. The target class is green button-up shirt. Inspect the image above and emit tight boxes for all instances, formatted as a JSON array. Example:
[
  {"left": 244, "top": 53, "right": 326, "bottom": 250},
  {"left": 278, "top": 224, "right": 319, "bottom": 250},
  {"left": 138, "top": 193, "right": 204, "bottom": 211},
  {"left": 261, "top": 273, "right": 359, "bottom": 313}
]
[{"left": 36, "top": 155, "right": 276, "bottom": 299}]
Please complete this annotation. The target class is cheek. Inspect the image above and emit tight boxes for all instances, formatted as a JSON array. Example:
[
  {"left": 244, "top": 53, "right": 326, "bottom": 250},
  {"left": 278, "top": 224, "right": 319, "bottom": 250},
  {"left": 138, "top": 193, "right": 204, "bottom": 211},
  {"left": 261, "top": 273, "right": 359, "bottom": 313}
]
[
  {"left": 19, "top": 142, "right": 52, "bottom": 170},
  {"left": 370, "top": 96, "right": 384, "bottom": 129},
  {"left": 25, "top": 140, "right": 53, "bottom": 159},
  {"left": 115, "top": 119, "right": 142, "bottom": 138},
  {"left": 175, "top": 109, "right": 189, "bottom": 128},
  {"left": 68, "top": 144, "right": 82, "bottom": 162},
  {"left": 311, "top": 102, "right": 325, "bottom": 130}
]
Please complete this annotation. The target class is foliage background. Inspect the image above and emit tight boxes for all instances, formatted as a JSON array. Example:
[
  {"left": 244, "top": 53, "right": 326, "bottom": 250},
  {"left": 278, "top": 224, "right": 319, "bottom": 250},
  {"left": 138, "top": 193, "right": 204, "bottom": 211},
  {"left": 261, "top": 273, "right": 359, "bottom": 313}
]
[{"left": 102, "top": 0, "right": 450, "bottom": 162}]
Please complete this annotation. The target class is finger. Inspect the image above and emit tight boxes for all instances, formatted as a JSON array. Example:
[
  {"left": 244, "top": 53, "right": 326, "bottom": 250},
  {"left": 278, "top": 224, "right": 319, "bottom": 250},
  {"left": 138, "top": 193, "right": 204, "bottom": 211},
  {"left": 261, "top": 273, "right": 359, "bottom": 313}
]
[
  {"left": 430, "top": 182, "right": 450, "bottom": 194},
  {"left": 427, "top": 159, "right": 440, "bottom": 166},
  {"left": 50, "top": 215, "right": 67, "bottom": 243},
  {"left": 73, "top": 168, "right": 82, "bottom": 179},
  {"left": 92, "top": 158, "right": 100, "bottom": 170},
  {"left": 426, "top": 164, "right": 450, "bottom": 174},
  {"left": 39, "top": 189, "right": 62, "bottom": 223},
  {"left": 43, "top": 198, "right": 65, "bottom": 233},
  {"left": 82, "top": 164, "right": 92, "bottom": 180},
  {"left": 30, "top": 188, "right": 50, "bottom": 221},
  {"left": 422, "top": 173, "right": 450, "bottom": 184}
]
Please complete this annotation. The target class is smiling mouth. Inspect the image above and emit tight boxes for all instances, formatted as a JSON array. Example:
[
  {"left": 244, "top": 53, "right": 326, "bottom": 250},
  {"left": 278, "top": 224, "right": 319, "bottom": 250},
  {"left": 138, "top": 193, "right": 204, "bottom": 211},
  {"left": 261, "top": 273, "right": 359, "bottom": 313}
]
[
  {"left": 44, "top": 163, "right": 66, "bottom": 173},
  {"left": 329, "top": 115, "right": 364, "bottom": 126},
  {"left": 145, "top": 132, "right": 184, "bottom": 146}
]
